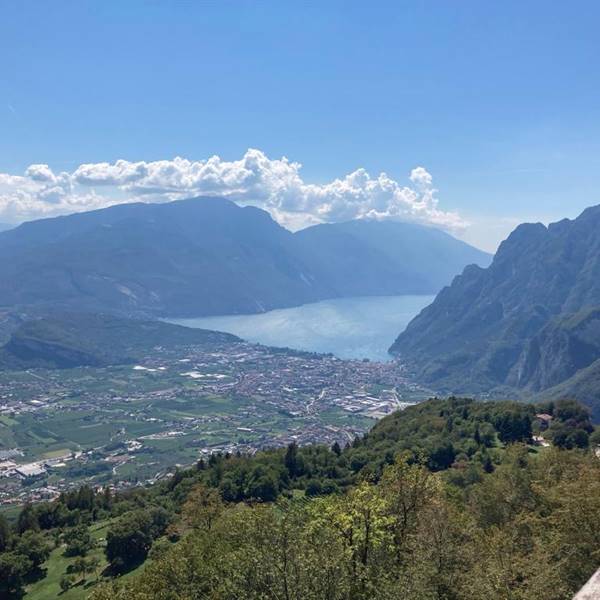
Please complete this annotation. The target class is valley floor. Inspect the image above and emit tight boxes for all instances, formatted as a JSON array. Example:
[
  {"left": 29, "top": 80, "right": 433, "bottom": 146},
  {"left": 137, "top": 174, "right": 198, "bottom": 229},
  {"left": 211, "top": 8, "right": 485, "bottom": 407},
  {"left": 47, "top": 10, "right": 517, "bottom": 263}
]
[{"left": 0, "top": 342, "right": 430, "bottom": 506}]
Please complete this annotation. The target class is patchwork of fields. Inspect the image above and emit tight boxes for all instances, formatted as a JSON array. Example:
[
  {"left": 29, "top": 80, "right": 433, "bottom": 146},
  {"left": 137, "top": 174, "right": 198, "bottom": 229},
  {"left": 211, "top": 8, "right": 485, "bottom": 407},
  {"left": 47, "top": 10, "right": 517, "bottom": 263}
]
[{"left": 0, "top": 342, "right": 427, "bottom": 505}]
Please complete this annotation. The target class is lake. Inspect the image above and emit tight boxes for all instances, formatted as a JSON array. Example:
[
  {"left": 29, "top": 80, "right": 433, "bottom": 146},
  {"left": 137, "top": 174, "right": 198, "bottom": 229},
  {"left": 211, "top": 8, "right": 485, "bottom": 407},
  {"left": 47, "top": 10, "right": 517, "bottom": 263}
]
[{"left": 167, "top": 295, "right": 434, "bottom": 362}]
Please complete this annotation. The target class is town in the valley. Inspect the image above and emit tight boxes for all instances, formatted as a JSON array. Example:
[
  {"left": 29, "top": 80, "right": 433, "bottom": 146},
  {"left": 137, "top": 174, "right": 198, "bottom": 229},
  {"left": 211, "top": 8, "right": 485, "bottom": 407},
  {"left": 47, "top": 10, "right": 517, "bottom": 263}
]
[{"left": 0, "top": 340, "right": 430, "bottom": 507}]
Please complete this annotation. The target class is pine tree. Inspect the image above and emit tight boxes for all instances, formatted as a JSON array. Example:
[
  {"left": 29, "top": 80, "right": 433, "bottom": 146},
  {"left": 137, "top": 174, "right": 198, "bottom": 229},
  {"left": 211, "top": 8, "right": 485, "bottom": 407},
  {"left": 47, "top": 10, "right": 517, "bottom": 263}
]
[
  {"left": 284, "top": 442, "right": 299, "bottom": 477},
  {"left": 0, "top": 513, "right": 10, "bottom": 552}
]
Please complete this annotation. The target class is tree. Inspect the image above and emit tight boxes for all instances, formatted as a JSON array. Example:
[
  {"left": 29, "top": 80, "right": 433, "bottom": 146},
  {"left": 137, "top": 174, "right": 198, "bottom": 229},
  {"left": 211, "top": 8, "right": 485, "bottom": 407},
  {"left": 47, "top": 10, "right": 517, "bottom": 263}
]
[
  {"left": 589, "top": 428, "right": 600, "bottom": 446},
  {"left": 482, "top": 454, "right": 494, "bottom": 474},
  {"left": 14, "top": 530, "right": 51, "bottom": 568},
  {"left": 554, "top": 399, "right": 591, "bottom": 428},
  {"left": 106, "top": 521, "right": 151, "bottom": 571},
  {"left": 0, "top": 512, "right": 11, "bottom": 552},
  {"left": 60, "top": 573, "right": 75, "bottom": 592},
  {"left": 148, "top": 537, "right": 172, "bottom": 561},
  {"left": 219, "top": 474, "right": 241, "bottom": 502},
  {"left": 105, "top": 510, "right": 167, "bottom": 572},
  {"left": 86, "top": 422, "right": 600, "bottom": 600},
  {"left": 147, "top": 507, "right": 171, "bottom": 539},
  {"left": 86, "top": 556, "right": 101, "bottom": 581},
  {"left": 76, "top": 485, "right": 95, "bottom": 512},
  {"left": 284, "top": 442, "right": 300, "bottom": 477},
  {"left": 470, "top": 446, "right": 537, "bottom": 528},
  {"left": 552, "top": 425, "right": 590, "bottom": 449},
  {"left": 495, "top": 411, "right": 532, "bottom": 444},
  {"left": 308, "top": 480, "right": 393, "bottom": 598},
  {"left": 408, "top": 497, "right": 473, "bottom": 599},
  {"left": 428, "top": 441, "right": 456, "bottom": 471},
  {"left": 0, "top": 552, "right": 32, "bottom": 598},
  {"left": 379, "top": 457, "right": 439, "bottom": 561},
  {"left": 245, "top": 466, "right": 279, "bottom": 502},
  {"left": 36, "top": 501, "right": 69, "bottom": 530},
  {"left": 64, "top": 525, "right": 95, "bottom": 557},
  {"left": 17, "top": 502, "right": 39, "bottom": 534},
  {"left": 479, "top": 422, "right": 496, "bottom": 447},
  {"left": 101, "top": 486, "right": 113, "bottom": 510},
  {"left": 305, "top": 479, "right": 323, "bottom": 496},
  {"left": 71, "top": 556, "right": 89, "bottom": 582},
  {"left": 182, "top": 484, "right": 224, "bottom": 531}
]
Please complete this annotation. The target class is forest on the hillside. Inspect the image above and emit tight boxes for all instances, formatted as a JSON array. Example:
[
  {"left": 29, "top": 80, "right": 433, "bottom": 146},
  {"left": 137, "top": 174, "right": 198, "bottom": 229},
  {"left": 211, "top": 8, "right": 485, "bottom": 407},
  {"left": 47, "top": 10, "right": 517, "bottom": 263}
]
[{"left": 1, "top": 397, "right": 599, "bottom": 599}]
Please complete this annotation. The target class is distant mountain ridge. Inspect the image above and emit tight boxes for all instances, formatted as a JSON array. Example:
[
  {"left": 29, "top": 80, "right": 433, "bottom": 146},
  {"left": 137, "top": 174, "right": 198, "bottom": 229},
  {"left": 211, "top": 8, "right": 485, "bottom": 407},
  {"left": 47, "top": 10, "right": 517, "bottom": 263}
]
[
  {"left": 0, "top": 198, "right": 326, "bottom": 316},
  {"left": 0, "top": 197, "right": 490, "bottom": 317},
  {"left": 390, "top": 205, "right": 600, "bottom": 418},
  {"left": 295, "top": 219, "right": 490, "bottom": 296}
]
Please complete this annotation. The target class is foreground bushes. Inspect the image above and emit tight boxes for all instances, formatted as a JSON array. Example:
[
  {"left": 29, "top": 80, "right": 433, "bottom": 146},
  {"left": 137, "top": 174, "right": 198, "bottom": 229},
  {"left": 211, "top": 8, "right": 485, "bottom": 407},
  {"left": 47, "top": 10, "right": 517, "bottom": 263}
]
[{"left": 92, "top": 447, "right": 600, "bottom": 600}]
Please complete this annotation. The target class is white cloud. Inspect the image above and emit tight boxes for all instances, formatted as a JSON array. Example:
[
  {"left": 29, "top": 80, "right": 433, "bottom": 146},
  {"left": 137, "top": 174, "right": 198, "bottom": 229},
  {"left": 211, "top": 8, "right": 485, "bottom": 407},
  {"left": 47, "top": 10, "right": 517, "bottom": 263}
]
[
  {"left": 0, "top": 149, "right": 466, "bottom": 231},
  {"left": 25, "top": 164, "right": 57, "bottom": 183},
  {"left": 409, "top": 166, "right": 433, "bottom": 189}
]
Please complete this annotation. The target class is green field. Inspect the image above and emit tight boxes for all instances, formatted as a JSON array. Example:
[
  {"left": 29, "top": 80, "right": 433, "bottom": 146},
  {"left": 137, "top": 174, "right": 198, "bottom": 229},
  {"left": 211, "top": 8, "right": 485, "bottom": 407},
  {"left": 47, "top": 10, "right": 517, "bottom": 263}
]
[
  {"left": 26, "top": 521, "right": 109, "bottom": 600},
  {"left": 26, "top": 520, "right": 148, "bottom": 600}
]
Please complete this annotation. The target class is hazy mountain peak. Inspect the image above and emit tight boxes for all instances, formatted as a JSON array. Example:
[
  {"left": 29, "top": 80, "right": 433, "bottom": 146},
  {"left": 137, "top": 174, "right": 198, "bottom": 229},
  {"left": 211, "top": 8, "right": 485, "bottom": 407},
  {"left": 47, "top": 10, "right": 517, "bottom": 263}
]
[{"left": 0, "top": 196, "right": 489, "bottom": 318}]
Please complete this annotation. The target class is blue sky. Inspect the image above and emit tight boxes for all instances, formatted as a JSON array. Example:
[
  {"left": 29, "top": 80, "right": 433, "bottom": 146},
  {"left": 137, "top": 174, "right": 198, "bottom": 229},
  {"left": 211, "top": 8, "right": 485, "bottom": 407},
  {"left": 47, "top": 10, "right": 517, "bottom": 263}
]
[{"left": 1, "top": 1, "right": 599, "bottom": 251}]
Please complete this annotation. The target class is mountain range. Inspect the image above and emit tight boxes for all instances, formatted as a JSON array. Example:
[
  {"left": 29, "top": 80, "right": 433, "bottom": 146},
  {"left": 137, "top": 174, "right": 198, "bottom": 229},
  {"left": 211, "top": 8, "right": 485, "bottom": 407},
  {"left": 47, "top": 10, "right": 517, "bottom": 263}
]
[
  {"left": 295, "top": 219, "right": 489, "bottom": 298},
  {"left": 390, "top": 205, "right": 600, "bottom": 418},
  {"left": 0, "top": 197, "right": 490, "bottom": 317}
]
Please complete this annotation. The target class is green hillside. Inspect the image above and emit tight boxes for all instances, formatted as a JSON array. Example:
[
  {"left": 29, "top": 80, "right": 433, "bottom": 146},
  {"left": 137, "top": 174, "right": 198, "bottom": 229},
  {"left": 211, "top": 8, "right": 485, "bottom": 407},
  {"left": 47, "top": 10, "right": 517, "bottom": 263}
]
[
  {"left": 0, "top": 313, "right": 240, "bottom": 369},
  {"left": 1, "top": 397, "right": 597, "bottom": 600}
]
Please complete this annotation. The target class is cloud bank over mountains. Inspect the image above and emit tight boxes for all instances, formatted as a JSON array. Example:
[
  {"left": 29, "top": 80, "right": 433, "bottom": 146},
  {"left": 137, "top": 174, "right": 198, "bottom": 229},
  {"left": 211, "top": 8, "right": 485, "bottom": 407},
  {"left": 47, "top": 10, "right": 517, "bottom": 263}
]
[{"left": 0, "top": 149, "right": 465, "bottom": 232}]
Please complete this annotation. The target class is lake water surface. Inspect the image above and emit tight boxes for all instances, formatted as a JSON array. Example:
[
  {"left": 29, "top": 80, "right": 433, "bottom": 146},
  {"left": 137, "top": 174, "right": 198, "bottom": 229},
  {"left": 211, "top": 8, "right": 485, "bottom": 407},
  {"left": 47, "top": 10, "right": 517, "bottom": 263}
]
[{"left": 168, "top": 295, "right": 434, "bottom": 362}]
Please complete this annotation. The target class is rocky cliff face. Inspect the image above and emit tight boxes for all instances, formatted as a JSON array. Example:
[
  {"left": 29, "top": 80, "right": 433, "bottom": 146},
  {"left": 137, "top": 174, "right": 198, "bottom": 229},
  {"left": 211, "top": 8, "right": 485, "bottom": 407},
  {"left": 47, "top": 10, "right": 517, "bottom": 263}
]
[
  {"left": 508, "top": 308, "right": 600, "bottom": 391},
  {"left": 390, "top": 205, "right": 600, "bottom": 415}
]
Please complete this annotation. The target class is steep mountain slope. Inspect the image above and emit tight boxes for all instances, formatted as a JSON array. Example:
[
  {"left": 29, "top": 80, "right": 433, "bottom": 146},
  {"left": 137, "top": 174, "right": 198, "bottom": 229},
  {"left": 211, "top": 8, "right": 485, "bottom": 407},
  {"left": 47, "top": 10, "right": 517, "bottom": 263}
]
[
  {"left": 0, "top": 197, "right": 489, "bottom": 317},
  {"left": 296, "top": 219, "right": 491, "bottom": 296},
  {"left": 0, "top": 313, "right": 240, "bottom": 369},
  {"left": 0, "top": 198, "right": 331, "bottom": 316},
  {"left": 508, "top": 307, "right": 600, "bottom": 390},
  {"left": 535, "top": 360, "right": 600, "bottom": 420},
  {"left": 390, "top": 205, "right": 600, "bottom": 411}
]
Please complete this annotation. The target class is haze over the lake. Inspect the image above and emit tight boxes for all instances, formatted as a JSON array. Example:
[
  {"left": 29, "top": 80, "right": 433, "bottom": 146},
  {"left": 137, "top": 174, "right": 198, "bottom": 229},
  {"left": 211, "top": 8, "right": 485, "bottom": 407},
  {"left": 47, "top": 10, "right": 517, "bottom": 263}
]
[{"left": 168, "top": 295, "right": 434, "bottom": 362}]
